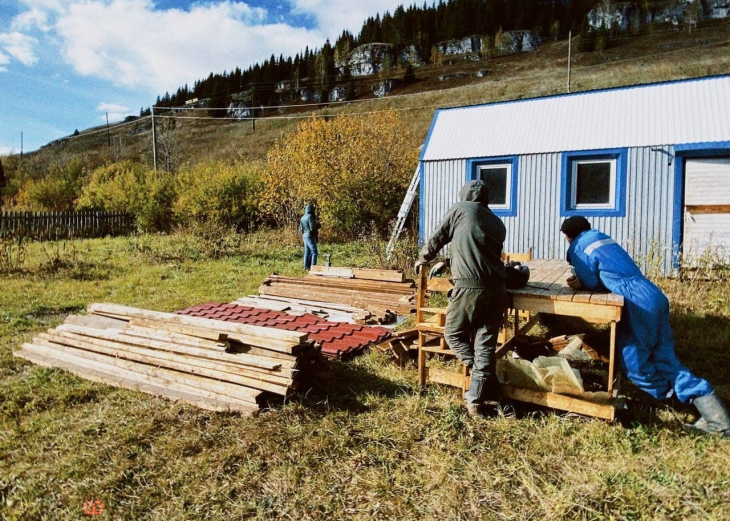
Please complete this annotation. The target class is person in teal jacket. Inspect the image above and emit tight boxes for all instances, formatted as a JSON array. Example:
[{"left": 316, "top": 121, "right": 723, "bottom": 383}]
[
  {"left": 416, "top": 180, "right": 507, "bottom": 417},
  {"left": 561, "top": 215, "right": 729, "bottom": 436},
  {"left": 300, "top": 204, "right": 319, "bottom": 271}
]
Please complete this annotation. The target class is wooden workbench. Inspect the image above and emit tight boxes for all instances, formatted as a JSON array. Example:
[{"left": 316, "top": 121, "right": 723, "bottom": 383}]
[{"left": 499, "top": 259, "right": 624, "bottom": 420}]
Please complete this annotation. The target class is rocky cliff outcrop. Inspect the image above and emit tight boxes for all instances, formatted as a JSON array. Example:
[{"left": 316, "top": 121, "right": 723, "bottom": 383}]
[
  {"left": 336, "top": 43, "right": 424, "bottom": 77},
  {"left": 227, "top": 101, "right": 252, "bottom": 120},
  {"left": 300, "top": 88, "right": 323, "bottom": 103},
  {"left": 372, "top": 79, "right": 401, "bottom": 97},
  {"left": 434, "top": 36, "right": 482, "bottom": 56},
  {"left": 587, "top": 0, "right": 722, "bottom": 31},
  {"left": 496, "top": 31, "right": 543, "bottom": 53}
]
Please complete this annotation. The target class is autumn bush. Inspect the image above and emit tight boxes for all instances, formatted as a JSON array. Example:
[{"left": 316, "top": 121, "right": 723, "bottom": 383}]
[
  {"left": 173, "top": 162, "right": 262, "bottom": 230},
  {"left": 14, "top": 157, "right": 90, "bottom": 211},
  {"left": 262, "top": 110, "right": 418, "bottom": 239},
  {"left": 76, "top": 161, "right": 175, "bottom": 232}
]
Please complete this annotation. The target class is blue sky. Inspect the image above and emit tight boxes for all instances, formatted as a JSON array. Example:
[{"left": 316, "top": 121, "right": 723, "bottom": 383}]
[{"left": 0, "top": 0, "right": 408, "bottom": 154}]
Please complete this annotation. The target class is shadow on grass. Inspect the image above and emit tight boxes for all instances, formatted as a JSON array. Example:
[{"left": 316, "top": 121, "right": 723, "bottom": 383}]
[{"left": 293, "top": 358, "right": 416, "bottom": 416}]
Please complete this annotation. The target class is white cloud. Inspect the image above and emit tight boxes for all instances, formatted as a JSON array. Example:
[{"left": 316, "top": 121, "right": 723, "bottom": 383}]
[
  {"left": 289, "top": 0, "right": 408, "bottom": 39},
  {"left": 0, "top": 51, "right": 9, "bottom": 72},
  {"left": 3, "top": 0, "right": 408, "bottom": 89},
  {"left": 11, "top": 8, "right": 52, "bottom": 31},
  {"left": 52, "top": 0, "right": 322, "bottom": 92},
  {"left": 97, "top": 102, "right": 134, "bottom": 122},
  {"left": 0, "top": 32, "right": 39, "bottom": 66}
]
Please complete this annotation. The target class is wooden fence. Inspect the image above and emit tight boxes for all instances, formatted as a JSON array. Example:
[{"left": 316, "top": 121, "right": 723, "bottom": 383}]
[{"left": 0, "top": 211, "right": 135, "bottom": 240}]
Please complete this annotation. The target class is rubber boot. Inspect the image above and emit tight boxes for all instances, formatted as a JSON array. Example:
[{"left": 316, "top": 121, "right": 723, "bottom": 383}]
[
  {"left": 689, "top": 393, "right": 730, "bottom": 437},
  {"left": 464, "top": 374, "right": 499, "bottom": 418},
  {"left": 464, "top": 377, "right": 484, "bottom": 418}
]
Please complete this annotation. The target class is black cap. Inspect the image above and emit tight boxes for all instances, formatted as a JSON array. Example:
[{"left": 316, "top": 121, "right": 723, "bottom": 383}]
[{"left": 560, "top": 216, "right": 591, "bottom": 239}]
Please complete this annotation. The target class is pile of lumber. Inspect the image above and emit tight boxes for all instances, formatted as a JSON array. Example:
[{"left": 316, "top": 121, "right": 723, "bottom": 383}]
[
  {"left": 258, "top": 267, "right": 416, "bottom": 316},
  {"left": 14, "top": 303, "right": 324, "bottom": 414},
  {"left": 232, "top": 295, "right": 395, "bottom": 325},
  {"left": 309, "top": 265, "right": 406, "bottom": 282},
  {"left": 374, "top": 329, "right": 418, "bottom": 366}
]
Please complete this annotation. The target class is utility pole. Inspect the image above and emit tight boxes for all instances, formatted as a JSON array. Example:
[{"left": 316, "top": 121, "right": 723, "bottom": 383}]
[
  {"left": 151, "top": 106, "right": 158, "bottom": 173},
  {"left": 20, "top": 131, "right": 23, "bottom": 159},
  {"left": 567, "top": 30, "right": 572, "bottom": 93},
  {"left": 251, "top": 85, "right": 255, "bottom": 133},
  {"left": 106, "top": 112, "right": 111, "bottom": 147}
]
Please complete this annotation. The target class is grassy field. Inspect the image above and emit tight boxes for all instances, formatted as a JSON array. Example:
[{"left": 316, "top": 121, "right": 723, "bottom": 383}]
[{"left": 1, "top": 234, "right": 729, "bottom": 520}]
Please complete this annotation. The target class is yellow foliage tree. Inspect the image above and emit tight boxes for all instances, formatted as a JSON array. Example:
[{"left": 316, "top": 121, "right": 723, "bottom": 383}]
[
  {"left": 76, "top": 161, "right": 175, "bottom": 232},
  {"left": 261, "top": 110, "right": 417, "bottom": 238},
  {"left": 174, "top": 162, "right": 262, "bottom": 229}
]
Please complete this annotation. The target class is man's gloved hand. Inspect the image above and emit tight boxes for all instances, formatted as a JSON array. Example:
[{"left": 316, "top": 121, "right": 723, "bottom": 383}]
[
  {"left": 428, "top": 261, "right": 447, "bottom": 279},
  {"left": 567, "top": 275, "right": 583, "bottom": 290},
  {"left": 414, "top": 260, "right": 426, "bottom": 274}
]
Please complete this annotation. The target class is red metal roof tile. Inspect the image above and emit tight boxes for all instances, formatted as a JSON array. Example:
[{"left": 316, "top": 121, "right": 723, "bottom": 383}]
[{"left": 176, "top": 302, "right": 391, "bottom": 359}]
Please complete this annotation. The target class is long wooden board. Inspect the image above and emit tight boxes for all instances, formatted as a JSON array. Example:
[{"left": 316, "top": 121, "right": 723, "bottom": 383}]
[
  {"left": 15, "top": 347, "right": 258, "bottom": 414},
  {"left": 88, "top": 303, "right": 307, "bottom": 348},
  {"left": 36, "top": 334, "right": 292, "bottom": 395},
  {"left": 55, "top": 324, "right": 285, "bottom": 371},
  {"left": 425, "top": 367, "right": 468, "bottom": 389},
  {"left": 271, "top": 275, "right": 415, "bottom": 295},
  {"left": 309, "top": 266, "right": 406, "bottom": 283},
  {"left": 351, "top": 268, "right": 406, "bottom": 283},
  {"left": 308, "top": 265, "right": 354, "bottom": 278},
  {"left": 258, "top": 285, "right": 414, "bottom": 314},
  {"left": 18, "top": 342, "right": 262, "bottom": 406},
  {"left": 499, "top": 385, "right": 616, "bottom": 421}
]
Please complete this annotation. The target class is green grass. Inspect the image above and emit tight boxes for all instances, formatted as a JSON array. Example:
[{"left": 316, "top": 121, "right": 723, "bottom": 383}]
[{"left": 2, "top": 234, "right": 730, "bottom": 520}]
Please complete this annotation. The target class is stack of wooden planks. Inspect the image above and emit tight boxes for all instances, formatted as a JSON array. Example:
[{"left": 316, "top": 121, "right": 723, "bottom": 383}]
[
  {"left": 14, "top": 303, "right": 323, "bottom": 414},
  {"left": 258, "top": 267, "right": 416, "bottom": 316},
  {"left": 232, "top": 295, "right": 395, "bottom": 325}
]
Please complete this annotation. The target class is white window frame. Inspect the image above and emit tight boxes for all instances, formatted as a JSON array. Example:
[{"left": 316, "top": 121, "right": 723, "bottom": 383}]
[
  {"left": 571, "top": 158, "right": 616, "bottom": 209},
  {"left": 478, "top": 163, "right": 512, "bottom": 210}
]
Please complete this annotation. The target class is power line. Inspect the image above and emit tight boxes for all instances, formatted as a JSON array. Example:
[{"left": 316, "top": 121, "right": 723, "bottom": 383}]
[
  {"left": 152, "top": 21, "right": 729, "bottom": 99},
  {"left": 56, "top": 32, "right": 730, "bottom": 143},
  {"left": 153, "top": 34, "right": 730, "bottom": 121}
]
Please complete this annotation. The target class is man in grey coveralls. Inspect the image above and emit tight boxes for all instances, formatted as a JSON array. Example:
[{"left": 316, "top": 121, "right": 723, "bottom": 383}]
[{"left": 415, "top": 180, "right": 507, "bottom": 416}]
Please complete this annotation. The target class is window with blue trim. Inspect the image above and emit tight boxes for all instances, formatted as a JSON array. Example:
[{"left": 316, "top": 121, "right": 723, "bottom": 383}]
[
  {"left": 561, "top": 148, "right": 627, "bottom": 217},
  {"left": 467, "top": 156, "right": 518, "bottom": 217}
]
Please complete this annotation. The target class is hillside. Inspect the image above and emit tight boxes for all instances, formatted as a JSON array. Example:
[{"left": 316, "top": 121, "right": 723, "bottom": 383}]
[{"left": 16, "top": 17, "right": 729, "bottom": 175}]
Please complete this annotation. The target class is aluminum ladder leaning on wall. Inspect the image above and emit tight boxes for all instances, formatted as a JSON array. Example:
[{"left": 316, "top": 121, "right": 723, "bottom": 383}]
[{"left": 386, "top": 164, "right": 420, "bottom": 260}]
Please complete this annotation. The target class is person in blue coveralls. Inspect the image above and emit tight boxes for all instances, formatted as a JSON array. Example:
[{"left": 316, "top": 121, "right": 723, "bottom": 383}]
[
  {"left": 299, "top": 204, "right": 320, "bottom": 271},
  {"left": 561, "top": 216, "right": 729, "bottom": 436}
]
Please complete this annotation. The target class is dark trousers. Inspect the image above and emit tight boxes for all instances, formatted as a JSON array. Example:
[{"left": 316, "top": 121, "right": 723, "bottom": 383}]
[{"left": 445, "top": 285, "right": 507, "bottom": 406}]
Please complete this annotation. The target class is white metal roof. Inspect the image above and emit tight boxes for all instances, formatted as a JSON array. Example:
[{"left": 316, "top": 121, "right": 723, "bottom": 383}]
[{"left": 421, "top": 75, "right": 730, "bottom": 161}]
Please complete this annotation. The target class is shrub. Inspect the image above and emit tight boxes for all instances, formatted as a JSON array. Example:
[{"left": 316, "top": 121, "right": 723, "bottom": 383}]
[
  {"left": 174, "top": 162, "right": 262, "bottom": 230},
  {"left": 76, "top": 161, "right": 175, "bottom": 232},
  {"left": 0, "top": 235, "right": 26, "bottom": 273},
  {"left": 128, "top": 222, "right": 243, "bottom": 261},
  {"left": 262, "top": 110, "right": 417, "bottom": 239},
  {"left": 14, "top": 157, "right": 89, "bottom": 211}
]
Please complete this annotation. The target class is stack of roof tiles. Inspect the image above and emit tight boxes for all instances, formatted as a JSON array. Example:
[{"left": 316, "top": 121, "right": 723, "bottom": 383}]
[{"left": 178, "top": 302, "right": 391, "bottom": 359}]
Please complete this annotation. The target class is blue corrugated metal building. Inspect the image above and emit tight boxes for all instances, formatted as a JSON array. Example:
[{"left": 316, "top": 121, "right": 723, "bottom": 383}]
[{"left": 419, "top": 75, "right": 730, "bottom": 274}]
